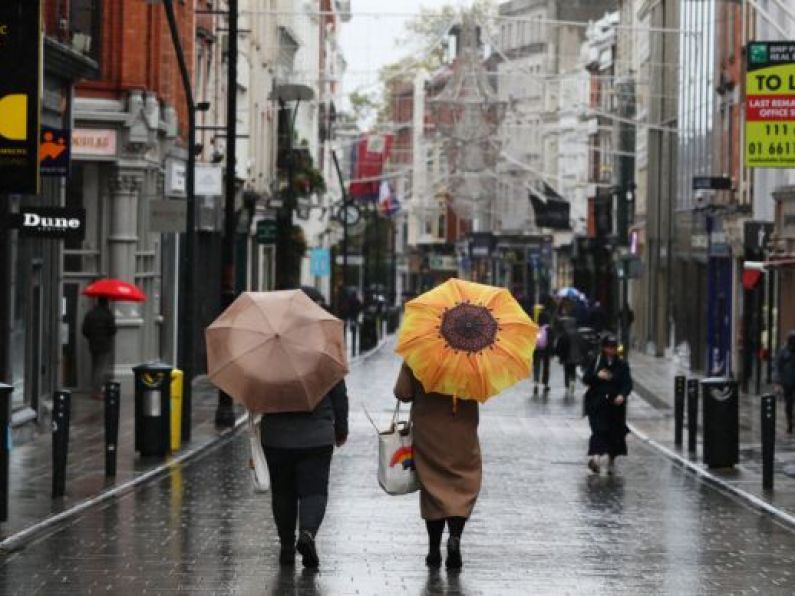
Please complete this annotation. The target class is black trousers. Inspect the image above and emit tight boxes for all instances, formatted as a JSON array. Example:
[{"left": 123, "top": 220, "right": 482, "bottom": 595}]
[
  {"left": 264, "top": 445, "right": 333, "bottom": 544},
  {"left": 564, "top": 363, "right": 577, "bottom": 386},
  {"left": 533, "top": 351, "right": 550, "bottom": 387}
]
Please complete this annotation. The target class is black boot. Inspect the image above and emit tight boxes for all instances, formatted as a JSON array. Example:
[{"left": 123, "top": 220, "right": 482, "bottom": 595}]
[
  {"left": 279, "top": 545, "right": 295, "bottom": 566},
  {"left": 446, "top": 536, "right": 462, "bottom": 569},
  {"left": 296, "top": 531, "right": 319, "bottom": 569}
]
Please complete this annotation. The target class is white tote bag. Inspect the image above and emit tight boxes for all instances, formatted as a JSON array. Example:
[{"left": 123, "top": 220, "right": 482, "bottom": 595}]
[
  {"left": 367, "top": 402, "right": 419, "bottom": 496},
  {"left": 247, "top": 411, "right": 270, "bottom": 493}
]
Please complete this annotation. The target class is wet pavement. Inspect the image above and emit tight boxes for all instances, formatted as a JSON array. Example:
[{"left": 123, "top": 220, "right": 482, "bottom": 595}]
[
  {"left": 1, "top": 377, "right": 244, "bottom": 541},
  {"left": 629, "top": 350, "right": 795, "bottom": 519},
  {"left": 4, "top": 343, "right": 795, "bottom": 594}
]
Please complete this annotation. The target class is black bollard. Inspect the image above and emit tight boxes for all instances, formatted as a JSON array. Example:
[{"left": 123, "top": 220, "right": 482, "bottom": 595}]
[
  {"left": 761, "top": 393, "right": 776, "bottom": 490},
  {"left": 351, "top": 321, "right": 359, "bottom": 357},
  {"left": 687, "top": 379, "right": 699, "bottom": 454},
  {"left": 674, "top": 375, "right": 685, "bottom": 447},
  {"left": 51, "top": 390, "right": 71, "bottom": 498},
  {"left": 104, "top": 382, "right": 121, "bottom": 477},
  {"left": 0, "top": 384, "right": 12, "bottom": 522}
]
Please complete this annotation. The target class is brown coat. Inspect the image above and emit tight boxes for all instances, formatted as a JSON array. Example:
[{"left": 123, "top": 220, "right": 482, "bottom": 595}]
[{"left": 394, "top": 362, "right": 482, "bottom": 520}]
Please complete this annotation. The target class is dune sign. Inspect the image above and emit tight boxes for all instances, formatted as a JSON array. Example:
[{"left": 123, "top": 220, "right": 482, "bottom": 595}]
[{"left": 0, "top": 1, "right": 41, "bottom": 194}]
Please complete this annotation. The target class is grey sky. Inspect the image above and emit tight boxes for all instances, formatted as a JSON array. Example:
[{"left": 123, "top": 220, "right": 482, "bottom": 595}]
[{"left": 338, "top": 0, "right": 476, "bottom": 109}]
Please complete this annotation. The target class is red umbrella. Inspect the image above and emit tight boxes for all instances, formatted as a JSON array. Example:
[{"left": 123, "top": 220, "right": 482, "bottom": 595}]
[{"left": 83, "top": 279, "right": 147, "bottom": 302}]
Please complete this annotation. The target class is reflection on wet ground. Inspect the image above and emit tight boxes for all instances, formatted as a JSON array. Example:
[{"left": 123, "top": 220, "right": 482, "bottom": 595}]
[{"left": 3, "top": 343, "right": 795, "bottom": 594}]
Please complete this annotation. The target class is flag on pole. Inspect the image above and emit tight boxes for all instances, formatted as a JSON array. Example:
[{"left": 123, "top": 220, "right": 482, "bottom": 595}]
[{"left": 378, "top": 180, "right": 401, "bottom": 217}]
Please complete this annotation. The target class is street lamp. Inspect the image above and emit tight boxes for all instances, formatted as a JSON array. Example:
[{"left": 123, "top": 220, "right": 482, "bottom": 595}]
[
  {"left": 160, "top": 0, "right": 197, "bottom": 442},
  {"left": 273, "top": 83, "right": 314, "bottom": 290}
]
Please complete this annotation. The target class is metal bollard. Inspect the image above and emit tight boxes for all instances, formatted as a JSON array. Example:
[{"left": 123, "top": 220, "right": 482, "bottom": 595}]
[
  {"left": 761, "top": 393, "right": 776, "bottom": 490},
  {"left": 52, "top": 390, "right": 71, "bottom": 498},
  {"left": 687, "top": 379, "right": 699, "bottom": 454},
  {"left": 104, "top": 382, "right": 121, "bottom": 477},
  {"left": 674, "top": 375, "right": 685, "bottom": 447},
  {"left": 351, "top": 322, "right": 359, "bottom": 357},
  {"left": 0, "top": 384, "right": 12, "bottom": 521}
]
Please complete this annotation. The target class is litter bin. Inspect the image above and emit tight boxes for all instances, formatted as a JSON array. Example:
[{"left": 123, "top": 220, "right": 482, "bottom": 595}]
[
  {"left": 700, "top": 377, "right": 739, "bottom": 468},
  {"left": 170, "top": 369, "right": 184, "bottom": 452},
  {"left": 360, "top": 312, "right": 378, "bottom": 352},
  {"left": 133, "top": 362, "right": 173, "bottom": 457}
]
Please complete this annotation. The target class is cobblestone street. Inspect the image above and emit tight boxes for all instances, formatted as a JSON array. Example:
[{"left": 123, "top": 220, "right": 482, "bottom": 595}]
[{"left": 4, "top": 343, "right": 795, "bottom": 594}]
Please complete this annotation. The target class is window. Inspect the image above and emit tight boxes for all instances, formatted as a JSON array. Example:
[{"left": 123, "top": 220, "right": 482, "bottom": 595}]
[{"left": 69, "top": 0, "right": 102, "bottom": 61}]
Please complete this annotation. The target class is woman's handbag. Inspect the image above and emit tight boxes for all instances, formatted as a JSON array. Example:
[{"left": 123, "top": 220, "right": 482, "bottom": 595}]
[
  {"left": 247, "top": 411, "right": 270, "bottom": 493},
  {"left": 366, "top": 402, "right": 420, "bottom": 496}
]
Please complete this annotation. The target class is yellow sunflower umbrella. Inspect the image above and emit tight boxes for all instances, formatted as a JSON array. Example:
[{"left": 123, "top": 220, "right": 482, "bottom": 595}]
[{"left": 395, "top": 278, "right": 539, "bottom": 402}]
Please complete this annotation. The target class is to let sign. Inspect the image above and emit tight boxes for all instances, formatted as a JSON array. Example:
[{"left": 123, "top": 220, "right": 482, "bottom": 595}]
[
  {"left": 745, "top": 42, "right": 795, "bottom": 168},
  {"left": 0, "top": 1, "right": 42, "bottom": 194}
]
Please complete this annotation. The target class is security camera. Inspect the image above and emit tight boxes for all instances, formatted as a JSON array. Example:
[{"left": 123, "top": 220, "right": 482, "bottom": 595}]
[{"left": 694, "top": 190, "right": 713, "bottom": 209}]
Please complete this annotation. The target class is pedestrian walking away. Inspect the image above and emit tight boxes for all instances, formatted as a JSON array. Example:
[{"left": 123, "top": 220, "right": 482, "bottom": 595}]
[
  {"left": 554, "top": 310, "right": 583, "bottom": 396},
  {"left": 260, "top": 380, "right": 349, "bottom": 569},
  {"left": 532, "top": 301, "right": 552, "bottom": 396},
  {"left": 393, "top": 278, "right": 538, "bottom": 571},
  {"left": 82, "top": 296, "right": 116, "bottom": 400},
  {"left": 394, "top": 362, "right": 480, "bottom": 570},
  {"left": 582, "top": 334, "right": 633, "bottom": 475},
  {"left": 774, "top": 330, "right": 795, "bottom": 433}
]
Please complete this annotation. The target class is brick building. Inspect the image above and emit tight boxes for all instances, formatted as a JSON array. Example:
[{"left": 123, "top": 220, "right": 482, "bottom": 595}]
[{"left": 63, "top": 0, "right": 200, "bottom": 392}]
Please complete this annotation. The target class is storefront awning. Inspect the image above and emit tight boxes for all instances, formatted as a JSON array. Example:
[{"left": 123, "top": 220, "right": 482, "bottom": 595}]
[{"left": 529, "top": 184, "right": 571, "bottom": 231}]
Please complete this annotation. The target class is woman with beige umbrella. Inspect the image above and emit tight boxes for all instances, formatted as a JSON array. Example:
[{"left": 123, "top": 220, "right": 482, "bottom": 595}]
[
  {"left": 393, "top": 279, "right": 538, "bottom": 570},
  {"left": 206, "top": 289, "right": 349, "bottom": 569}
]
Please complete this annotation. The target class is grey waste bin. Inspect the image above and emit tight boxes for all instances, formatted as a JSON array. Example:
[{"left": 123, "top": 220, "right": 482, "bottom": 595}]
[
  {"left": 133, "top": 362, "right": 173, "bottom": 457},
  {"left": 700, "top": 377, "right": 739, "bottom": 468}
]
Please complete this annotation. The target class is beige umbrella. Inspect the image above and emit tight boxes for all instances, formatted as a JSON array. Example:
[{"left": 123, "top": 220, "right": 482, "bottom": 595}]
[{"left": 205, "top": 290, "right": 348, "bottom": 414}]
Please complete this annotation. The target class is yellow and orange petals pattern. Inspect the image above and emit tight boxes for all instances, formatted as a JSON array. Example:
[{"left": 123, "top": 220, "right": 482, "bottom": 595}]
[{"left": 395, "top": 278, "right": 538, "bottom": 401}]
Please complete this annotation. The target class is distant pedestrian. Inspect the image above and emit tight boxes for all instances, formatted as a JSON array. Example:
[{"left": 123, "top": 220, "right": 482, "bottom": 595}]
[
  {"left": 82, "top": 297, "right": 116, "bottom": 400},
  {"left": 261, "top": 380, "right": 349, "bottom": 568},
  {"left": 554, "top": 313, "right": 583, "bottom": 396},
  {"left": 588, "top": 300, "right": 608, "bottom": 333},
  {"left": 394, "top": 362, "right": 480, "bottom": 570},
  {"left": 773, "top": 330, "right": 795, "bottom": 433},
  {"left": 532, "top": 304, "right": 551, "bottom": 396},
  {"left": 583, "top": 335, "right": 633, "bottom": 474}
]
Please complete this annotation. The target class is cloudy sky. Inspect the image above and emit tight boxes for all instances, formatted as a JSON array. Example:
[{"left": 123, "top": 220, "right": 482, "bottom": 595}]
[{"left": 338, "top": 0, "right": 476, "bottom": 105}]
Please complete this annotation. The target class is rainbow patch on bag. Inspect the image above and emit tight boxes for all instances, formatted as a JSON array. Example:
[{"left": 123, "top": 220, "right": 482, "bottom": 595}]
[{"left": 390, "top": 445, "right": 415, "bottom": 470}]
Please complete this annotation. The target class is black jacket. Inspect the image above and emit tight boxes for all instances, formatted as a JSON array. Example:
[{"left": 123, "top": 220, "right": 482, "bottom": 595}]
[
  {"left": 582, "top": 354, "right": 633, "bottom": 416},
  {"left": 774, "top": 347, "right": 795, "bottom": 390},
  {"left": 261, "top": 380, "right": 349, "bottom": 449},
  {"left": 82, "top": 305, "right": 116, "bottom": 354}
]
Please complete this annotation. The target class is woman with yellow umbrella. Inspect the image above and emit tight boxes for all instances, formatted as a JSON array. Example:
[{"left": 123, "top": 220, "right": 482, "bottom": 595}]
[{"left": 393, "top": 279, "right": 538, "bottom": 570}]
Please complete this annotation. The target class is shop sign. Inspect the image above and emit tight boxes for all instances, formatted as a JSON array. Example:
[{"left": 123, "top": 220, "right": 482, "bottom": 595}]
[
  {"left": 335, "top": 254, "right": 364, "bottom": 266},
  {"left": 744, "top": 221, "right": 774, "bottom": 253},
  {"left": 195, "top": 163, "right": 223, "bottom": 196},
  {"left": 745, "top": 42, "right": 795, "bottom": 168},
  {"left": 0, "top": 0, "right": 42, "bottom": 194},
  {"left": 72, "top": 129, "right": 117, "bottom": 158},
  {"left": 39, "top": 127, "right": 70, "bottom": 176},
  {"left": 165, "top": 159, "right": 186, "bottom": 197},
  {"left": 10, "top": 207, "right": 85, "bottom": 240},
  {"left": 256, "top": 219, "right": 277, "bottom": 245},
  {"left": 149, "top": 200, "right": 187, "bottom": 233},
  {"left": 310, "top": 248, "right": 331, "bottom": 277},
  {"left": 429, "top": 255, "right": 457, "bottom": 271},
  {"left": 692, "top": 176, "right": 732, "bottom": 191}
]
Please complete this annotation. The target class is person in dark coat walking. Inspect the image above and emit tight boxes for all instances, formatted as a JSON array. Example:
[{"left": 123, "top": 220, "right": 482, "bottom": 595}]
[
  {"left": 81, "top": 297, "right": 116, "bottom": 399},
  {"left": 532, "top": 304, "right": 552, "bottom": 396},
  {"left": 260, "top": 380, "right": 349, "bottom": 568},
  {"left": 582, "top": 335, "right": 633, "bottom": 474},
  {"left": 773, "top": 330, "right": 795, "bottom": 433},
  {"left": 554, "top": 312, "right": 584, "bottom": 396}
]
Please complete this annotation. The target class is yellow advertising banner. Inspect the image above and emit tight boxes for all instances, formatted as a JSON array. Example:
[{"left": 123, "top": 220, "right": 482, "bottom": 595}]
[{"left": 745, "top": 42, "right": 795, "bottom": 168}]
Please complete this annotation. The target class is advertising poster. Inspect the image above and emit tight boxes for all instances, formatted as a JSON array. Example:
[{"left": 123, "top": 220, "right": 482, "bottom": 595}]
[
  {"left": 0, "top": 1, "right": 41, "bottom": 194},
  {"left": 746, "top": 41, "right": 795, "bottom": 168}
]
